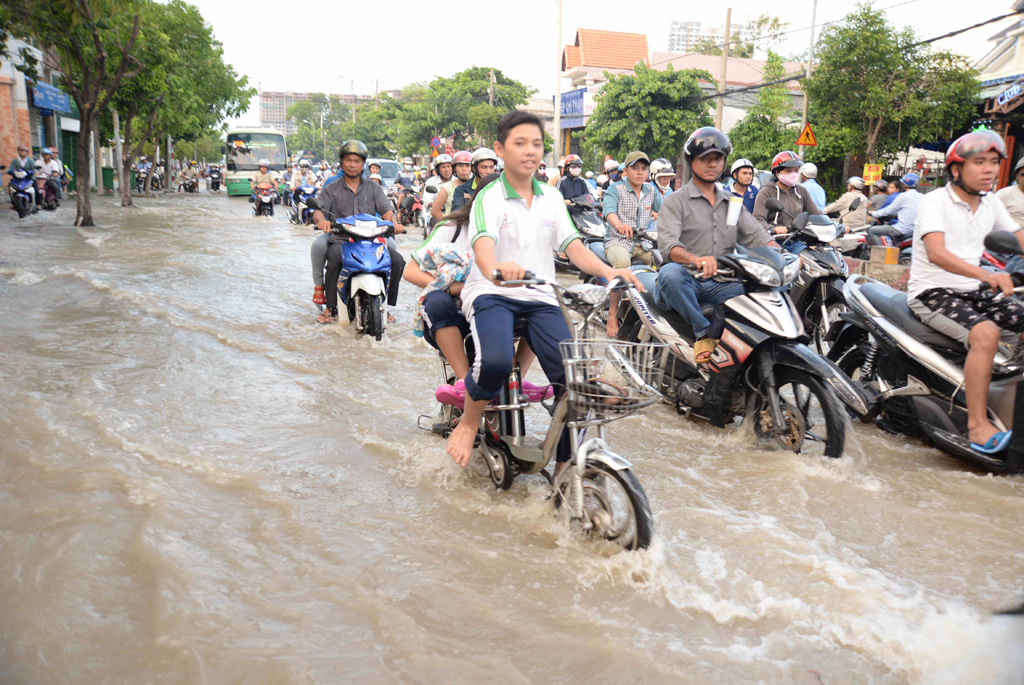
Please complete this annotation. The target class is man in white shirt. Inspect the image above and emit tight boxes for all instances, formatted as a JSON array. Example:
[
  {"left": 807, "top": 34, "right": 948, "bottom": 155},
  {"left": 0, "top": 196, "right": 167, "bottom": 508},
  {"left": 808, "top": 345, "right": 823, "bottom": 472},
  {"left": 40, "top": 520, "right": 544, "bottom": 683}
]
[
  {"left": 35, "top": 148, "right": 63, "bottom": 200},
  {"left": 445, "top": 111, "right": 641, "bottom": 469},
  {"left": 907, "top": 129, "right": 1024, "bottom": 454},
  {"left": 995, "top": 158, "right": 1024, "bottom": 229}
]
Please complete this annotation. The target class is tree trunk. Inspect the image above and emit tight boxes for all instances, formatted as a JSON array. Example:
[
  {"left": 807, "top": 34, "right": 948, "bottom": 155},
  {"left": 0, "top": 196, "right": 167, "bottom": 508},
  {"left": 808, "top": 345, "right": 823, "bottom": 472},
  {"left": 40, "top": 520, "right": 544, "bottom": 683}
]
[
  {"left": 121, "top": 158, "right": 135, "bottom": 207},
  {"left": 75, "top": 112, "right": 95, "bottom": 226}
]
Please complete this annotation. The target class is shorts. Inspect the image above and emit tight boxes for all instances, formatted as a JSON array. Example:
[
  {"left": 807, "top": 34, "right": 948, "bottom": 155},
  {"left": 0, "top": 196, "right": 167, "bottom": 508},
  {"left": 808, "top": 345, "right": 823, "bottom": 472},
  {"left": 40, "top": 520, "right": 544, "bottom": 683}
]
[
  {"left": 605, "top": 242, "right": 655, "bottom": 269},
  {"left": 908, "top": 287, "right": 1024, "bottom": 347}
]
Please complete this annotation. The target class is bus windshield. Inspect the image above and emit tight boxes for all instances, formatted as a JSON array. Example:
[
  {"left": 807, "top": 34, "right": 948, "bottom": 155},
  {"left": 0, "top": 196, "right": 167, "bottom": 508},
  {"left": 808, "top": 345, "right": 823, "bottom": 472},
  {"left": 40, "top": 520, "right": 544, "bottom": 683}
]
[{"left": 226, "top": 132, "right": 288, "bottom": 171}]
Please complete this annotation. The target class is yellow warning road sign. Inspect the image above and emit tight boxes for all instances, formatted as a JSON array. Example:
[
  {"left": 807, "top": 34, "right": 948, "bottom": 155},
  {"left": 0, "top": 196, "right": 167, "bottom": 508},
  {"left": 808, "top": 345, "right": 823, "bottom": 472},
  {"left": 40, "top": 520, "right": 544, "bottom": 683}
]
[{"left": 796, "top": 122, "right": 817, "bottom": 147}]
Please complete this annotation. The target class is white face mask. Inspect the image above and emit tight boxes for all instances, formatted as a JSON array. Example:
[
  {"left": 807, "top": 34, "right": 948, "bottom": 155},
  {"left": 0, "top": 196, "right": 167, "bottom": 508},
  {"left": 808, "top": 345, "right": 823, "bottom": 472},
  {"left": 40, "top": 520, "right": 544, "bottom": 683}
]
[
  {"left": 778, "top": 170, "right": 800, "bottom": 187},
  {"left": 569, "top": 167, "right": 581, "bottom": 177},
  {"left": 657, "top": 179, "right": 671, "bottom": 190}
]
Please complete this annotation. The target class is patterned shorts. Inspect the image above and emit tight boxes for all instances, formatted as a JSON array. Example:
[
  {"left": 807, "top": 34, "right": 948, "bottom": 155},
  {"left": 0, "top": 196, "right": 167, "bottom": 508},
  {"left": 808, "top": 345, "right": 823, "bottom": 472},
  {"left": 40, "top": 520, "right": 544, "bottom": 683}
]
[{"left": 908, "top": 287, "right": 1024, "bottom": 347}]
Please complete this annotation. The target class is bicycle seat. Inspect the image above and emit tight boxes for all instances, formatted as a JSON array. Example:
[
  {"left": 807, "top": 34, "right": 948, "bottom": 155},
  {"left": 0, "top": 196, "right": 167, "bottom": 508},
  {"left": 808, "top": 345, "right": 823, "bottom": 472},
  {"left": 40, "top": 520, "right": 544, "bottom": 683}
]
[
  {"left": 859, "top": 281, "right": 963, "bottom": 352},
  {"left": 640, "top": 292, "right": 715, "bottom": 341}
]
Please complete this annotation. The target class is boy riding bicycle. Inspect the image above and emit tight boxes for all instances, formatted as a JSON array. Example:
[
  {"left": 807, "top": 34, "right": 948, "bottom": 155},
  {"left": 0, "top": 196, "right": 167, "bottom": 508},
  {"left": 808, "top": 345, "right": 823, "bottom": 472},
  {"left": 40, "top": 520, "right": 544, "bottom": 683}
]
[{"left": 446, "top": 111, "right": 642, "bottom": 468}]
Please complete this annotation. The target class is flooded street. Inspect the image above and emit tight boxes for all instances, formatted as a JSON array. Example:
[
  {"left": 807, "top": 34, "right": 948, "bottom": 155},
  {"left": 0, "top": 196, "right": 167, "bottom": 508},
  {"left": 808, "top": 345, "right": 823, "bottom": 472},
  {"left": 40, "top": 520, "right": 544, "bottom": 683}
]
[{"left": 2, "top": 191, "right": 1024, "bottom": 684}]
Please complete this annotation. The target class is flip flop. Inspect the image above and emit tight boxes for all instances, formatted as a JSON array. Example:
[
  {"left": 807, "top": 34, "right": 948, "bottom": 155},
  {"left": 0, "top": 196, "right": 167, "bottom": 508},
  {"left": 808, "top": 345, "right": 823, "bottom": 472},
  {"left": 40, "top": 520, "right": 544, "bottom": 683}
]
[
  {"left": 521, "top": 380, "right": 554, "bottom": 402},
  {"left": 971, "top": 430, "right": 1012, "bottom": 454},
  {"left": 312, "top": 285, "right": 326, "bottom": 305},
  {"left": 316, "top": 309, "right": 337, "bottom": 325}
]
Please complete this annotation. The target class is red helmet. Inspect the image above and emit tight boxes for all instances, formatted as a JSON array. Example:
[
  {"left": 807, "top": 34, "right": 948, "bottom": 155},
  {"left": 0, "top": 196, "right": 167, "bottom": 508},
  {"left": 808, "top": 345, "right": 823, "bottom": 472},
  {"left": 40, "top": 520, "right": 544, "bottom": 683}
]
[
  {"left": 945, "top": 129, "right": 1007, "bottom": 166},
  {"left": 452, "top": 150, "right": 473, "bottom": 166},
  {"left": 564, "top": 154, "right": 582, "bottom": 166},
  {"left": 771, "top": 151, "right": 802, "bottom": 174}
]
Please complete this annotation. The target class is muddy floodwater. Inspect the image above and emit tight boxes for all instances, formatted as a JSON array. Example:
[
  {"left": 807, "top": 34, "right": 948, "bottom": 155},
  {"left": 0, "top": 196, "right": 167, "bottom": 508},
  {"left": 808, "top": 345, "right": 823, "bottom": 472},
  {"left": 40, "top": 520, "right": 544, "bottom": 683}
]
[{"left": 1, "top": 191, "right": 1023, "bottom": 684}]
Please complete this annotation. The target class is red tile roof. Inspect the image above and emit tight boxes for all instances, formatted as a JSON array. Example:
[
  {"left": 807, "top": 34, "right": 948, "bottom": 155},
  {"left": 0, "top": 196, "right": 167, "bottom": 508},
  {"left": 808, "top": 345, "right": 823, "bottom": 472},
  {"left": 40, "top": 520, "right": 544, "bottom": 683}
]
[{"left": 563, "top": 29, "right": 649, "bottom": 71}]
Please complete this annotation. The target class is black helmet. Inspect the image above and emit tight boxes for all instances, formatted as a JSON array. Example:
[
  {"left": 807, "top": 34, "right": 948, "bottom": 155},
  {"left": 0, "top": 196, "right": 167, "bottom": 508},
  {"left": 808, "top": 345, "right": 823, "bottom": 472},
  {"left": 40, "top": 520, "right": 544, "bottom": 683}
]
[
  {"left": 339, "top": 139, "right": 368, "bottom": 161},
  {"left": 683, "top": 127, "right": 732, "bottom": 165}
]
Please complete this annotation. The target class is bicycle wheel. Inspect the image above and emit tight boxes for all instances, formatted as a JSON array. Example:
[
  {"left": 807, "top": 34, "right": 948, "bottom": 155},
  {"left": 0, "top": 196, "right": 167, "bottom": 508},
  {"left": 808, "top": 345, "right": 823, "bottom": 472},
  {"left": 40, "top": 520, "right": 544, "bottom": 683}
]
[
  {"left": 577, "top": 460, "right": 653, "bottom": 550},
  {"left": 480, "top": 437, "right": 514, "bottom": 490}
]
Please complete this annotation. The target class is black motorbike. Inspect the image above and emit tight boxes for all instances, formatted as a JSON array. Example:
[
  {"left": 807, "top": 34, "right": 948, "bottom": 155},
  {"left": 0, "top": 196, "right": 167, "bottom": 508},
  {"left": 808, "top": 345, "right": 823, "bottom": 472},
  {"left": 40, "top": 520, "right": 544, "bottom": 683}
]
[{"left": 209, "top": 167, "right": 222, "bottom": 191}]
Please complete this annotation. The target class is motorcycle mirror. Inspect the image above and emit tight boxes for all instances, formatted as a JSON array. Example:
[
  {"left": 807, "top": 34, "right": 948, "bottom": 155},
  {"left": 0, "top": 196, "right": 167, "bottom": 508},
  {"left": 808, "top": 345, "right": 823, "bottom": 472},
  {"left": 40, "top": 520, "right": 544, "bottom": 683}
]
[
  {"left": 984, "top": 231, "right": 1024, "bottom": 256},
  {"left": 305, "top": 198, "right": 322, "bottom": 211},
  {"left": 848, "top": 196, "right": 862, "bottom": 211},
  {"left": 425, "top": 185, "right": 438, "bottom": 194},
  {"left": 765, "top": 198, "right": 785, "bottom": 213},
  {"left": 792, "top": 212, "right": 809, "bottom": 230}
]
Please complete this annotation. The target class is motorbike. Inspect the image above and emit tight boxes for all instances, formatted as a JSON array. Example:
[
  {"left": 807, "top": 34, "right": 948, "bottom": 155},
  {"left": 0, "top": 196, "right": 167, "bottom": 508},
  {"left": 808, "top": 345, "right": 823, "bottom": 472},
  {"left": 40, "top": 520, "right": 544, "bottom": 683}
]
[
  {"left": 8, "top": 168, "right": 36, "bottom": 218},
  {"left": 398, "top": 187, "right": 423, "bottom": 228},
  {"left": 290, "top": 185, "right": 318, "bottom": 225},
  {"left": 308, "top": 200, "right": 392, "bottom": 341},
  {"left": 826, "top": 231, "right": 1024, "bottom": 474},
  {"left": 179, "top": 177, "right": 199, "bottom": 193},
  {"left": 767, "top": 196, "right": 860, "bottom": 355},
  {"left": 617, "top": 246, "right": 869, "bottom": 458},
  {"left": 251, "top": 182, "right": 276, "bottom": 217},
  {"left": 36, "top": 172, "right": 60, "bottom": 211},
  {"left": 417, "top": 275, "right": 660, "bottom": 550},
  {"left": 562, "top": 194, "right": 606, "bottom": 272},
  {"left": 208, "top": 167, "right": 222, "bottom": 192},
  {"left": 135, "top": 170, "right": 149, "bottom": 193}
]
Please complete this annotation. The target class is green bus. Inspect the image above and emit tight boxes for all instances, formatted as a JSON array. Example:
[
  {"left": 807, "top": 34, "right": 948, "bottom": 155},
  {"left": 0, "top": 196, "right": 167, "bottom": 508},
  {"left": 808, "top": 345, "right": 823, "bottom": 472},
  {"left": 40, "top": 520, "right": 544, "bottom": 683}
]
[{"left": 224, "top": 127, "right": 288, "bottom": 196}]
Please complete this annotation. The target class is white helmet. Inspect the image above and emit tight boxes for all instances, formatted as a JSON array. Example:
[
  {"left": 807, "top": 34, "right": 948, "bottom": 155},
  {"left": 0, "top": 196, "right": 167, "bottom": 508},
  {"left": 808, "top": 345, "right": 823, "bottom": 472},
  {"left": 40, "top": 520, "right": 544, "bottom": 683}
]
[
  {"left": 434, "top": 153, "right": 452, "bottom": 166},
  {"left": 299, "top": 159, "right": 310, "bottom": 168},
  {"left": 258, "top": 158, "right": 269, "bottom": 167},
  {"left": 847, "top": 176, "right": 865, "bottom": 190},
  {"left": 650, "top": 157, "right": 675, "bottom": 178},
  {"left": 470, "top": 148, "right": 499, "bottom": 167},
  {"left": 799, "top": 162, "right": 818, "bottom": 179},
  {"left": 585, "top": 170, "right": 594, "bottom": 179},
  {"left": 596, "top": 173, "right": 608, "bottom": 185},
  {"left": 603, "top": 159, "right": 619, "bottom": 172},
  {"left": 369, "top": 173, "right": 382, "bottom": 182},
  {"left": 730, "top": 158, "right": 754, "bottom": 176}
]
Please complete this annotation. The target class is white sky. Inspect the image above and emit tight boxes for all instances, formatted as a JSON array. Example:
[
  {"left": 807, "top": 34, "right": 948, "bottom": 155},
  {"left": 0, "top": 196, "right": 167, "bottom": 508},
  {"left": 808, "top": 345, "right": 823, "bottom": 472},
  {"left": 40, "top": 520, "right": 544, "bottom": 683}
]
[{"left": 189, "top": 0, "right": 1017, "bottom": 127}]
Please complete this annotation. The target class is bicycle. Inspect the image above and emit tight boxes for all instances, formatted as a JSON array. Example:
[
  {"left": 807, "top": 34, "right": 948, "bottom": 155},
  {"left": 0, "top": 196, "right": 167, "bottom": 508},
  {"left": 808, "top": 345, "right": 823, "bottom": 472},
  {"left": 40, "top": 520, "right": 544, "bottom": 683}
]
[{"left": 418, "top": 275, "right": 664, "bottom": 550}]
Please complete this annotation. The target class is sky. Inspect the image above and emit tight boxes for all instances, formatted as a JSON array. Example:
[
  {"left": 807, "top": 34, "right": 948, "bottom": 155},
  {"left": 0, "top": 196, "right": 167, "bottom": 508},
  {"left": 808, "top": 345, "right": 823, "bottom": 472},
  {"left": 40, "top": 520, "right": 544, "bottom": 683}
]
[{"left": 189, "top": 0, "right": 1019, "bottom": 127}]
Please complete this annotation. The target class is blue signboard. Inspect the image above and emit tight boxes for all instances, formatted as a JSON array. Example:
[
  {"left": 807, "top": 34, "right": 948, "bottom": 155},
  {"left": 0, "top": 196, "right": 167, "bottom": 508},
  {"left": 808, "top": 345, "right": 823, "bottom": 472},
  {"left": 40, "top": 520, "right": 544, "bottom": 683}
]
[
  {"left": 31, "top": 82, "right": 71, "bottom": 113},
  {"left": 558, "top": 89, "right": 586, "bottom": 129}
]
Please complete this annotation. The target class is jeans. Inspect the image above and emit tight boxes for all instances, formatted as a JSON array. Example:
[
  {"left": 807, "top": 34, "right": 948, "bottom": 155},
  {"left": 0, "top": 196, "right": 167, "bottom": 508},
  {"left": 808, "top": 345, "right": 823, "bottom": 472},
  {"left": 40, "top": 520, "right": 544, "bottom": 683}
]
[
  {"left": 868, "top": 225, "right": 908, "bottom": 247},
  {"left": 654, "top": 262, "right": 744, "bottom": 339},
  {"left": 1004, "top": 254, "right": 1024, "bottom": 274}
]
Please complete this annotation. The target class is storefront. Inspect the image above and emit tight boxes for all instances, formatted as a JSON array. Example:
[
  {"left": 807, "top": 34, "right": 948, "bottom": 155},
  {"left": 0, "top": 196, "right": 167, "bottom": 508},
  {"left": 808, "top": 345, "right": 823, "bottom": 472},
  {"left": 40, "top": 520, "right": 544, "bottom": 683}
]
[{"left": 981, "top": 75, "right": 1024, "bottom": 188}]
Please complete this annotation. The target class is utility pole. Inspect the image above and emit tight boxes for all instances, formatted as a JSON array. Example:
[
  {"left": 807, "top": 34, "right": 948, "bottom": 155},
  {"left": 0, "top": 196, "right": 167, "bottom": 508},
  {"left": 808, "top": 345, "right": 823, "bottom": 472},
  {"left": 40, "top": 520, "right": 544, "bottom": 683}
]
[
  {"left": 488, "top": 68, "right": 495, "bottom": 107},
  {"left": 374, "top": 79, "right": 379, "bottom": 109},
  {"left": 553, "top": 0, "right": 563, "bottom": 160},
  {"left": 715, "top": 7, "right": 732, "bottom": 129},
  {"left": 799, "top": 0, "right": 818, "bottom": 160},
  {"left": 350, "top": 79, "right": 356, "bottom": 123},
  {"left": 112, "top": 108, "right": 123, "bottom": 191}
]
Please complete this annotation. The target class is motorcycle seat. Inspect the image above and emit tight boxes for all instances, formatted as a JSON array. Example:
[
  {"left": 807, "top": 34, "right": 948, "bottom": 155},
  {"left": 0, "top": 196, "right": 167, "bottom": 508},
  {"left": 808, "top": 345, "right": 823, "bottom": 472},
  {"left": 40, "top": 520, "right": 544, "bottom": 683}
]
[
  {"left": 859, "top": 281, "right": 963, "bottom": 352},
  {"left": 640, "top": 292, "right": 715, "bottom": 341}
]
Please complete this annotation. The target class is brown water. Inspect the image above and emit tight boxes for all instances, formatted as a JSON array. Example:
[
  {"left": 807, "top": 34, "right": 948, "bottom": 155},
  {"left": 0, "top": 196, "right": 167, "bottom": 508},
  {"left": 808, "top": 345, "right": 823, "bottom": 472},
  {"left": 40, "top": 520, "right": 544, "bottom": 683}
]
[{"left": 1, "top": 192, "right": 1023, "bottom": 684}]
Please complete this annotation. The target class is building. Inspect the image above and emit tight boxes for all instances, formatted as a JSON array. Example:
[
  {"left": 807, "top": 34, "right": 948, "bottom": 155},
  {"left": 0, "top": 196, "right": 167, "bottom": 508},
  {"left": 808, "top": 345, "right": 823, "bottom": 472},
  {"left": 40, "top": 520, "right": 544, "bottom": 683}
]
[
  {"left": 259, "top": 90, "right": 371, "bottom": 135},
  {"left": 975, "top": 0, "right": 1024, "bottom": 187},
  {"left": 667, "top": 19, "right": 754, "bottom": 54}
]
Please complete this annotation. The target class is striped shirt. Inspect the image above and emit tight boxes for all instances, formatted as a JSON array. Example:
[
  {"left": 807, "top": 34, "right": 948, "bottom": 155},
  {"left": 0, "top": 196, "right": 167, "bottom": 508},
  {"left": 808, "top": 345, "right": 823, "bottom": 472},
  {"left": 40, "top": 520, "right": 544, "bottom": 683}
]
[{"left": 461, "top": 172, "right": 580, "bottom": 314}]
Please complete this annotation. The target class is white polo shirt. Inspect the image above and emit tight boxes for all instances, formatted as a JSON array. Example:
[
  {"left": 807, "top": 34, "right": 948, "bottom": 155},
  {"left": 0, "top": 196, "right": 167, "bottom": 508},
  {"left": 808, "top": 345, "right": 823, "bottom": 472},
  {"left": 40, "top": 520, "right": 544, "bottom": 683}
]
[
  {"left": 412, "top": 220, "right": 472, "bottom": 264},
  {"left": 908, "top": 185, "right": 1020, "bottom": 298},
  {"left": 461, "top": 172, "right": 580, "bottom": 314}
]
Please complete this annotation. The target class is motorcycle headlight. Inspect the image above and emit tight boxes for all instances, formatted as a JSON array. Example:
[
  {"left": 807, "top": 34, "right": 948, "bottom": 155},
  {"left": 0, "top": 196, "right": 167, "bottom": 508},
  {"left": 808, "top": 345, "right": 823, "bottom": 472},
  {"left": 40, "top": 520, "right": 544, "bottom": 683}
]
[
  {"left": 838, "top": 255, "right": 850, "bottom": 276},
  {"left": 799, "top": 254, "right": 831, "bottom": 279},
  {"left": 811, "top": 224, "right": 838, "bottom": 242},
  {"left": 12, "top": 169, "right": 26, "bottom": 178},
  {"left": 782, "top": 255, "right": 802, "bottom": 284},
  {"left": 741, "top": 260, "right": 782, "bottom": 288},
  {"left": 343, "top": 218, "right": 387, "bottom": 238}
]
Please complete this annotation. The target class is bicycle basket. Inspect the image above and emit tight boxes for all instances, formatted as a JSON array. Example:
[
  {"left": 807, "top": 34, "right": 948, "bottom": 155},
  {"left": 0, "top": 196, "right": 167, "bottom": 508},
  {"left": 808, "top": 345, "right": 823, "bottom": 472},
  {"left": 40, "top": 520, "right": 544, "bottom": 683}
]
[{"left": 559, "top": 339, "right": 666, "bottom": 419}]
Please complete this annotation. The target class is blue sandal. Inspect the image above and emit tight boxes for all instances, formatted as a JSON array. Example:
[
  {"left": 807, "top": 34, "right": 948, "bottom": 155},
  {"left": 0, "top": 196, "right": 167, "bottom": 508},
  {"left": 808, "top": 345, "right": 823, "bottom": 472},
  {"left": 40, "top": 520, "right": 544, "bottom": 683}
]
[{"left": 971, "top": 430, "right": 1013, "bottom": 454}]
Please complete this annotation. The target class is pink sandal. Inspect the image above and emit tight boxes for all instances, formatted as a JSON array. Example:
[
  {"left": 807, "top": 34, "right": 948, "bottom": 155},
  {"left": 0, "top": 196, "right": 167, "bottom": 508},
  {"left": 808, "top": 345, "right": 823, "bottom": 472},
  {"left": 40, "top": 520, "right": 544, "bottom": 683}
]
[{"left": 521, "top": 380, "right": 554, "bottom": 402}]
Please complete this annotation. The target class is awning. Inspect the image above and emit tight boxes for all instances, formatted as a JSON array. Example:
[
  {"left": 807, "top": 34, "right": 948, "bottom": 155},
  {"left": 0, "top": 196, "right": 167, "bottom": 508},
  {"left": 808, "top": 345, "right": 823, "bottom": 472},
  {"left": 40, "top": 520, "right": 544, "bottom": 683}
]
[{"left": 31, "top": 82, "right": 70, "bottom": 113}]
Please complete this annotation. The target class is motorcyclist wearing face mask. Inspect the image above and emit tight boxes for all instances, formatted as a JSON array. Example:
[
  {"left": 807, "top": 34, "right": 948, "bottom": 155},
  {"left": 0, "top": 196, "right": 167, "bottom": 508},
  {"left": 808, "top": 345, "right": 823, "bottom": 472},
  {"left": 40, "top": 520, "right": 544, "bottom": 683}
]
[
  {"left": 650, "top": 158, "right": 676, "bottom": 198},
  {"left": 555, "top": 154, "right": 589, "bottom": 202},
  {"left": 752, "top": 150, "right": 821, "bottom": 237}
]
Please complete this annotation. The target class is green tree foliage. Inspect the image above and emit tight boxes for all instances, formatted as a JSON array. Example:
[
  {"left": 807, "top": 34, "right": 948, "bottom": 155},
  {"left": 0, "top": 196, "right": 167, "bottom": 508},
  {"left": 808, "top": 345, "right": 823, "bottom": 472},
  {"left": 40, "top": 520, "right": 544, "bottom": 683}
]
[
  {"left": 806, "top": 4, "right": 979, "bottom": 163},
  {"left": 582, "top": 63, "right": 712, "bottom": 163},
  {"left": 7, "top": 0, "right": 147, "bottom": 225},
  {"left": 694, "top": 15, "right": 790, "bottom": 59}
]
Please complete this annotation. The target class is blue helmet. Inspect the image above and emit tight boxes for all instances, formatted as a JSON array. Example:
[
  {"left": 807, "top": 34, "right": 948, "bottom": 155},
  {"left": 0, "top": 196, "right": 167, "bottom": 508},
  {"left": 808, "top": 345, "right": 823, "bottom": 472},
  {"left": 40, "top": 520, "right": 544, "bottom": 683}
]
[{"left": 900, "top": 173, "right": 920, "bottom": 188}]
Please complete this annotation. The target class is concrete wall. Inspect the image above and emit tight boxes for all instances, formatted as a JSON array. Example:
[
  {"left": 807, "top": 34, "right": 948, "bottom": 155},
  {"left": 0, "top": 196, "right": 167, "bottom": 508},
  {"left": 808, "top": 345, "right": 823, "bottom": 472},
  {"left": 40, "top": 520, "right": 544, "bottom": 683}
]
[{"left": 0, "top": 40, "right": 34, "bottom": 166}]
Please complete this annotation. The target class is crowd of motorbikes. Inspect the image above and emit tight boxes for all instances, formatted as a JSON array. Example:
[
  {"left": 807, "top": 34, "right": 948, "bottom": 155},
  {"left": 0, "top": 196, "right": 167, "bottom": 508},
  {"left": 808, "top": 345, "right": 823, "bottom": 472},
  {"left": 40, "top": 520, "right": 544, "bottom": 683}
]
[{"left": 6, "top": 167, "right": 63, "bottom": 219}]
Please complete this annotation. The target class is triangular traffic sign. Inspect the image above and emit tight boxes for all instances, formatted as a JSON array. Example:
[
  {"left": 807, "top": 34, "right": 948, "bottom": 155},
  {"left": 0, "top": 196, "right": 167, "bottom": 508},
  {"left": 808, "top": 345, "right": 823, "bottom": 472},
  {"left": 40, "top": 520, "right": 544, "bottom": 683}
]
[{"left": 796, "top": 122, "right": 817, "bottom": 147}]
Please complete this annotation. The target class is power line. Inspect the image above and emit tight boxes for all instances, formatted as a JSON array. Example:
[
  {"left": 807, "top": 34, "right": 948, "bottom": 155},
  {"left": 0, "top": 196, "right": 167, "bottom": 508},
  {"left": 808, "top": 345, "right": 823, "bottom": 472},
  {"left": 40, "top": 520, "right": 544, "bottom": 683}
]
[{"left": 907, "top": 11, "right": 1021, "bottom": 48}]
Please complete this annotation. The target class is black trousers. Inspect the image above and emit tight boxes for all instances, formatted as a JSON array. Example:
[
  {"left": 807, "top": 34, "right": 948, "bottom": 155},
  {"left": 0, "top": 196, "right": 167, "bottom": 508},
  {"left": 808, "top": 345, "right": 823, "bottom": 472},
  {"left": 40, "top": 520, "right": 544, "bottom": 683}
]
[{"left": 324, "top": 240, "right": 405, "bottom": 313}]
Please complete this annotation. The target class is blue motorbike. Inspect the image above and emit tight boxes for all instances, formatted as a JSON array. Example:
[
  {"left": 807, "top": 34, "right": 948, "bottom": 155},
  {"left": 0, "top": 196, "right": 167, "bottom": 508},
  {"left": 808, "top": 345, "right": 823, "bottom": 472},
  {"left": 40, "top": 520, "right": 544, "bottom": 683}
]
[
  {"left": 290, "top": 185, "right": 318, "bottom": 225},
  {"left": 333, "top": 213, "right": 393, "bottom": 341},
  {"left": 8, "top": 168, "right": 36, "bottom": 219}
]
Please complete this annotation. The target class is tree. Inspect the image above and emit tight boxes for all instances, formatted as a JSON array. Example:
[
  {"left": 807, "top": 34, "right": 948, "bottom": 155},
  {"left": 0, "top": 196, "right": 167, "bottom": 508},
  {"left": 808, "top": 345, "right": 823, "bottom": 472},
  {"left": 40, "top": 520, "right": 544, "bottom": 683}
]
[
  {"left": 728, "top": 50, "right": 800, "bottom": 168},
  {"left": 806, "top": 4, "right": 979, "bottom": 163},
  {"left": 581, "top": 63, "right": 712, "bottom": 163},
  {"left": 7, "top": 0, "right": 146, "bottom": 226},
  {"left": 693, "top": 15, "right": 790, "bottom": 59}
]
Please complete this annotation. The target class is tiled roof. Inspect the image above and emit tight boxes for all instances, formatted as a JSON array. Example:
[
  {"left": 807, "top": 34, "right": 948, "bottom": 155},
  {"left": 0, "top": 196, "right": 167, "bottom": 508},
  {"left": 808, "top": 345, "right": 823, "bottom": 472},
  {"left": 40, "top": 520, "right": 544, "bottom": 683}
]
[
  {"left": 562, "top": 45, "right": 581, "bottom": 70},
  {"left": 563, "top": 29, "right": 649, "bottom": 71},
  {"left": 649, "top": 52, "right": 805, "bottom": 89}
]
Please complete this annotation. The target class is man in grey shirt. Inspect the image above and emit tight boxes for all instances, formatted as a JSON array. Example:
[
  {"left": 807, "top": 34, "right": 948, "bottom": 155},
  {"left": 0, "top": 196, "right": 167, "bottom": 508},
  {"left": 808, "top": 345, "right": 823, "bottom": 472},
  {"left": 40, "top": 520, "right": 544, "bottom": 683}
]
[{"left": 654, "top": 127, "right": 776, "bottom": 363}]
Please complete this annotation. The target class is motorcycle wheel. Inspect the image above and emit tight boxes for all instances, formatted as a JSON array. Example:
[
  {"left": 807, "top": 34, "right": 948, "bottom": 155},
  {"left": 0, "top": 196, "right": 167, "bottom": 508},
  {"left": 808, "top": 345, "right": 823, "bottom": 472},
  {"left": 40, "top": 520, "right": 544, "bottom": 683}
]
[
  {"left": 752, "top": 367, "right": 846, "bottom": 459},
  {"left": 480, "top": 437, "right": 515, "bottom": 490},
  {"left": 809, "top": 297, "right": 849, "bottom": 356},
  {"left": 267, "top": 203, "right": 274, "bottom": 217},
  {"left": 366, "top": 294, "right": 383, "bottom": 341},
  {"left": 575, "top": 461, "right": 653, "bottom": 550},
  {"left": 14, "top": 196, "right": 27, "bottom": 219}
]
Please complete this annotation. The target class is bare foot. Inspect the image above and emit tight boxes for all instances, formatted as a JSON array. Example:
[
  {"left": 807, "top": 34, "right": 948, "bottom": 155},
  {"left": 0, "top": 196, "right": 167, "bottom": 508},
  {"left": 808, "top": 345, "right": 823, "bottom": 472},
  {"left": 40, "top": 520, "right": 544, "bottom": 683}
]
[
  {"left": 446, "top": 419, "right": 477, "bottom": 467},
  {"left": 606, "top": 317, "right": 619, "bottom": 338}
]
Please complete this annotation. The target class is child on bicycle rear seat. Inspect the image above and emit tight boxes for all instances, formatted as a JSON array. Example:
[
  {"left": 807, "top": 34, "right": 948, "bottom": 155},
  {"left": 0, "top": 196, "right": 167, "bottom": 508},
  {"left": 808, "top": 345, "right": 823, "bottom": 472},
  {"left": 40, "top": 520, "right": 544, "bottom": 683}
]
[{"left": 446, "top": 111, "right": 644, "bottom": 469}]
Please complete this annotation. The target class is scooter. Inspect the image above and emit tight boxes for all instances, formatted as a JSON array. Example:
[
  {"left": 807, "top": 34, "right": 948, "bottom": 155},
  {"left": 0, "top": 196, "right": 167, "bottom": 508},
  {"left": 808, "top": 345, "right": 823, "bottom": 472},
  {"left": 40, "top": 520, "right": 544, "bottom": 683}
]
[
  {"left": 308, "top": 200, "right": 391, "bottom": 341},
  {"left": 251, "top": 182, "right": 275, "bottom": 217},
  {"left": 7, "top": 168, "right": 36, "bottom": 218},
  {"left": 768, "top": 197, "right": 860, "bottom": 355},
  {"left": 208, "top": 167, "right": 222, "bottom": 192},
  {"left": 617, "top": 246, "right": 869, "bottom": 458},
  {"left": 290, "top": 185, "right": 317, "bottom": 225},
  {"left": 398, "top": 188, "right": 423, "bottom": 228},
  {"left": 36, "top": 172, "right": 60, "bottom": 211},
  {"left": 178, "top": 177, "right": 199, "bottom": 193},
  {"left": 827, "top": 231, "right": 1024, "bottom": 474}
]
